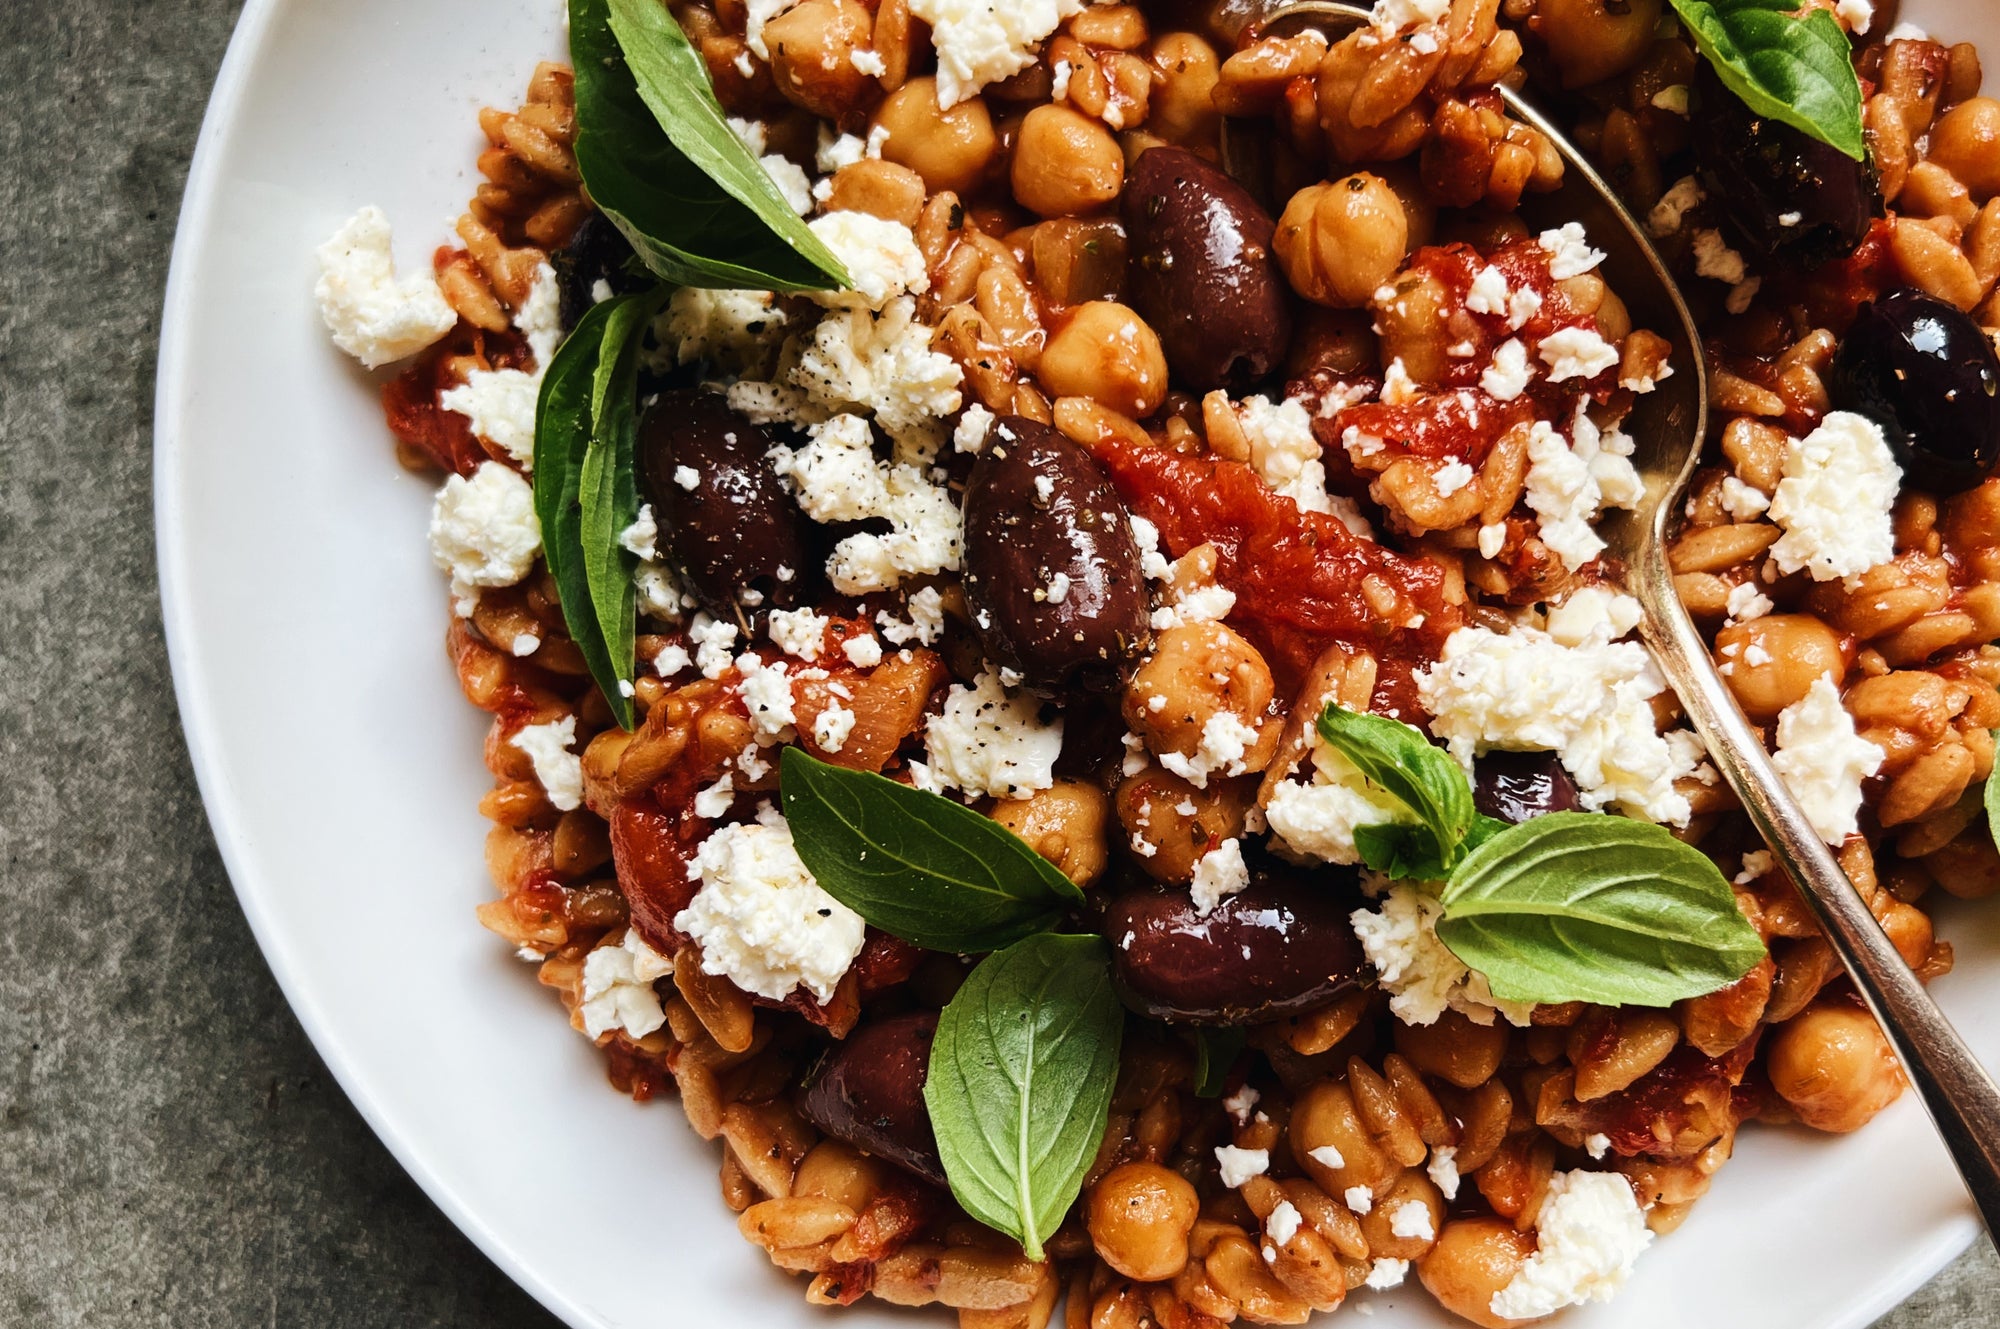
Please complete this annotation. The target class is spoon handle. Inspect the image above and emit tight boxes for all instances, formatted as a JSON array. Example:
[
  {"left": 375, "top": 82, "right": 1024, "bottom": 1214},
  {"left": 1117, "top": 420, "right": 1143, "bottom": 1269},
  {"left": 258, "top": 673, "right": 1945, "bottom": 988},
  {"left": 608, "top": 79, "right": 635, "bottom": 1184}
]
[{"left": 1638, "top": 560, "right": 2000, "bottom": 1232}]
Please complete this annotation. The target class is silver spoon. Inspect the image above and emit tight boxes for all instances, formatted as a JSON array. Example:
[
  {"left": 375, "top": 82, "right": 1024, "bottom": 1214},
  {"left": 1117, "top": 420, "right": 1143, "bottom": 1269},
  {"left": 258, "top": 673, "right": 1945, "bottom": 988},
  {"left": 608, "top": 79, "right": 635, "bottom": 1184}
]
[{"left": 1236, "top": 0, "right": 2000, "bottom": 1236}]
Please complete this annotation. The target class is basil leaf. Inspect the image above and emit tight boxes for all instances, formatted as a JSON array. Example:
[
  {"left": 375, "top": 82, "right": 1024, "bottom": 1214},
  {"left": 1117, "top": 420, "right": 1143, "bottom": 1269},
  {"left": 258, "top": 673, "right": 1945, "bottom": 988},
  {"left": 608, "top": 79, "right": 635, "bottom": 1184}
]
[
  {"left": 924, "top": 934, "right": 1124, "bottom": 1261},
  {"left": 572, "top": 0, "right": 849, "bottom": 291},
  {"left": 1193, "top": 1028, "right": 1246, "bottom": 1099},
  {"left": 779, "top": 748, "right": 1084, "bottom": 952},
  {"left": 533, "top": 290, "right": 662, "bottom": 729},
  {"left": 1436, "top": 812, "right": 1767, "bottom": 1007},
  {"left": 1988, "top": 730, "right": 2000, "bottom": 849},
  {"left": 1316, "top": 704, "right": 1477, "bottom": 871},
  {"left": 1670, "top": 0, "right": 1866, "bottom": 160}
]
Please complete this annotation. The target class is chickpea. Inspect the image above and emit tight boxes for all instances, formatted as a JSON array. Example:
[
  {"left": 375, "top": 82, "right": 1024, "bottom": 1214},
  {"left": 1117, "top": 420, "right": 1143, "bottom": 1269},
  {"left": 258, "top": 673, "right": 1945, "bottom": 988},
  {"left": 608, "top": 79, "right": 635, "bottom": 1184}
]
[
  {"left": 871, "top": 77, "right": 997, "bottom": 195},
  {"left": 1358, "top": 1171, "right": 1445, "bottom": 1262},
  {"left": 1767, "top": 1002, "right": 1905, "bottom": 1133},
  {"left": 1876, "top": 897, "right": 1934, "bottom": 969},
  {"left": 1147, "top": 32, "right": 1222, "bottom": 146},
  {"left": 1011, "top": 104, "right": 1126, "bottom": 217},
  {"left": 1928, "top": 98, "right": 2000, "bottom": 201},
  {"left": 1274, "top": 174, "right": 1409, "bottom": 309},
  {"left": 988, "top": 779, "right": 1112, "bottom": 886},
  {"left": 1037, "top": 300, "right": 1168, "bottom": 416},
  {"left": 1394, "top": 1010, "right": 1508, "bottom": 1089},
  {"left": 790, "top": 1140, "right": 882, "bottom": 1209},
  {"left": 1371, "top": 267, "right": 1455, "bottom": 383},
  {"left": 1116, "top": 765, "right": 1252, "bottom": 883},
  {"left": 1924, "top": 832, "right": 2000, "bottom": 899},
  {"left": 1123, "top": 621, "right": 1277, "bottom": 771},
  {"left": 1714, "top": 615, "right": 1846, "bottom": 722},
  {"left": 821, "top": 159, "right": 927, "bottom": 227},
  {"left": 1087, "top": 1162, "right": 1200, "bottom": 1281},
  {"left": 1291, "top": 1079, "right": 1398, "bottom": 1198},
  {"left": 1417, "top": 1218, "right": 1538, "bottom": 1329},
  {"left": 763, "top": 0, "right": 876, "bottom": 120},
  {"left": 1532, "top": 0, "right": 1664, "bottom": 88}
]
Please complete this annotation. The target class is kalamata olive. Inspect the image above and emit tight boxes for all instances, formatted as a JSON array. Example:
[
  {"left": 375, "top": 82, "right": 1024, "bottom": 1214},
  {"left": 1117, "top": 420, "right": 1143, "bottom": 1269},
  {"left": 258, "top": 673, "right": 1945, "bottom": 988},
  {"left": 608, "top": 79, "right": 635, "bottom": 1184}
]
[
  {"left": 961, "top": 416, "right": 1151, "bottom": 692},
  {"left": 1829, "top": 288, "right": 2000, "bottom": 492},
  {"left": 799, "top": 1012, "right": 946, "bottom": 1187},
  {"left": 1105, "top": 868, "right": 1367, "bottom": 1025},
  {"left": 1122, "top": 146, "right": 1292, "bottom": 391},
  {"left": 1471, "top": 751, "right": 1584, "bottom": 824},
  {"left": 637, "top": 390, "right": 808, "bottom": 614},
  {"left": 552, "top": 212, "right": 646, "bottom": 333},
  {"left": 1690, "top": 62, "right": 1878, "bottom": 269}
]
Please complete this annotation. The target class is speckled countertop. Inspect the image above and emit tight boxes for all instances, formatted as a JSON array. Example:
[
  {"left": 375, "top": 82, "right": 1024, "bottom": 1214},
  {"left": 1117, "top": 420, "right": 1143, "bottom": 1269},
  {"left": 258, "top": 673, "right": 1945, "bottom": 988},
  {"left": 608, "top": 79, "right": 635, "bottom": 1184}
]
[{"left": 0, "top": 2, "right": 1993, "bottom": 1324}]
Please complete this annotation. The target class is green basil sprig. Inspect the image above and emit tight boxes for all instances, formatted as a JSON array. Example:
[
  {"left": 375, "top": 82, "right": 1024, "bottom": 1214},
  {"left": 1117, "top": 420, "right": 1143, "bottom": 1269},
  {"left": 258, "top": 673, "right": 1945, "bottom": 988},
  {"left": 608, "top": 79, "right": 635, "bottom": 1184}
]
[
  {"left": 572, "top": 0, "right": 849, "bottom": 291},
  {"left": 1986, "top": 731, "right": 2000, "bottom": 848},
  {"left": 780, "top": 749, "right": 1083, "bottom": 952},
  {"left": 533, "top": 287, "right": 667, "bottom": 730},
  {"left": 1317, "top": 703, "right": 1765, "bottom": 1006},
  {"left": 924, "top": 933, "right": 1124, "bottom": 1262},
  {"left": 1437, "top": 813, "right": 1769, "bottom": 1007},
  {"left": 1669, "top": 0, "right": 1866, "bottom": 160}
]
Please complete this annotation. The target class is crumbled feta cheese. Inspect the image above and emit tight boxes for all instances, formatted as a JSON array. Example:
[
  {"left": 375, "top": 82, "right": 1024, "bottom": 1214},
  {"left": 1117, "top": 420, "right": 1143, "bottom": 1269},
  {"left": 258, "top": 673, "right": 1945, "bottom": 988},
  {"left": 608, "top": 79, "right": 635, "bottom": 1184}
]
[
  {"left": 1352, "top": 882, "right": 1537, "bottom": 1027},
  {"left": 1190, "top": 838, "right": 1251, "bottom": 915},
  {"left": 1646, "top": 176, "right": 1705, "bottom": 239},
  {"left": 1371, "top": 0, "right": 1450, "bottom": 31},
  {"left": 437, "top": 264, "right": 563, "bottom": 466},
  {"left": 1428, "top": 1146, "right": 1461, "bottom": 1200},
  {"left": 1309, "top": 1144, "right": 1346, "bottom": 1170},
  {"left": 1523, "top": 410, "right": 1644, "bottom": 573},
  {"left": 924, "top": 669, "right": 1063, "bottom": 800},
  {"left": 578, "top": 931, "right": 675, "bottom": 1040},
  {"left": 1651, "top": 83, "right": 1691, "bottom": 114},
  {"left": 1160, "top": 710, "right": 1261, "bottom": 789},
  {"left": 314, "top": 207, "right": 457, "bottom": 368},
  {"left": 656, "top": 287, "right": 789, "bottom": 377},
  {"left": 510, "top": 716, "right": 584, "bottom": 812},
  {"left": 1224, "top": 1084, "right": 1261, "bottom": 1122},
  {"left": 1130, "top": 515, "right": 1174, "bottom": 582},
  {"left": 1725, "top": 580, "right": 1774, "bottom": 623},
  {"left": 1545, "top": 585, "right": 1643, "bottom": 648},
  {"left": 842, "top": 634, "right": 884, "bottom": 668},
  {"left": 1585, "top": 1133, "right": 1612, "bottom": 1159},
  {"left": 1380, "top": 358, "right": 1420, "bottom": 406},
  {"left": 429, "top": 461, "right": 541, "bottom": 616},
  {"left": 1477, "top": 522, "right": 1507, "bottom": 559},
  {"left": 1237, "top": 395, "right": 1335, "bottom": 513},
  {"left": 1773, "top": 675, "right": 1884, "bottom": 845},
  {"left": 1538, "top": 223, "right": 1606, "bottom": 280},
  {"left": 1346, "top": 1186, "right": 1376, "bottom": 1216},
  {"left": 1419, "top": 625, "right": 1700, "bottom": 825},
  {"left": 850, "top": 47, "right": 887, "bottom": 76},
  {"left": 1835, "top": 0, "right": 1873, "bottom": 33},
  {"left": 1768, "top": 411, "right": 1900, "bottom": 583},
  {"left": 766, "top": 607, "right": 831, "bottom": 661},
  {"left": 778, "top": 296, "right": 965, "bottom": 446},
  {"left": 814, "top": 701, "right": 858, "bottom": 753},
  {"left": 694, "top": 773, "right": 737, "bottom": 820},
  {"left": 1267, "top": 742, "right": 1416, "bottom": 867},
  {"left": 955, "top": 402, "right": 996, "bottom": 453},
  {"left": 1365, "top": 1259, "right": 1409, "bottom": 1290},
  {"left": 816, "top": 127, "right": 870, "bottom": 173},
  {"left": 806, "top": 211, "right": 930, "bottom": 311},
  {"left": 1388, "top": 1200, "right": 1436, "bottom": 1241},
  {"left": 619, "top": 505, "right": 659, "bottom": 561},
  {"left": 1489, "top": 1171, "right": 1653, "bottom": 1321},
  {"left": 1539, "top": 326, "right": 1621, "bottom": 383},
  {"left": 759, "top": 154, "right": 815, "bottom": 217},
  {"left": 1435, "top": 460, "right": 1475, "bottom": 497},
  {"left": 736, "top": 654, "right": 798, "bottom": 744},
  {"left": 770, "top": 412, "right": 963, "bottom": 592},
  {"left": 1480, "top": 337, "right": 1533, "bottom": 401},
  {"left": 677, "top": 815, "right": 866, "bottom": 1002},
  {"left": 1264, "top": 1199, "right": 1303, "bottom": 1248},
  {"left": 1719, "top": 476, "right": 1770, "bottom": 521},
  {"left": 511, "top": 633, "right": 541, "bottom": 657},
  {"left": 1215, "top": 1145, "right": 1270, "bottom": 1188},
  {"left": 1465, "top": 265, "right": 1510, "bottom": 315},
  {"left": 909, "top": 0, "right": 1088, "bottom": 106},
  {"left": 691, "top": 615, "right": 740, "bottom": 679},
  {"left": 655, "top": 642, "right": 693, "bottom": 677},
  {"left": 878, "top": 585, "right": 947, "bottom": 646}
]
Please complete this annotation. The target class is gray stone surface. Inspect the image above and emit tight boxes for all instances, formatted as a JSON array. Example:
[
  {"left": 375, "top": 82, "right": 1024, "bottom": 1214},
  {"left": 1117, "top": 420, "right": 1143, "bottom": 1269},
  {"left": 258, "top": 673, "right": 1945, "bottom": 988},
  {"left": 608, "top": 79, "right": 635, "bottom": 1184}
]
[{"left": 0, "top": 1, "right": 1992, "bottom": 1325}]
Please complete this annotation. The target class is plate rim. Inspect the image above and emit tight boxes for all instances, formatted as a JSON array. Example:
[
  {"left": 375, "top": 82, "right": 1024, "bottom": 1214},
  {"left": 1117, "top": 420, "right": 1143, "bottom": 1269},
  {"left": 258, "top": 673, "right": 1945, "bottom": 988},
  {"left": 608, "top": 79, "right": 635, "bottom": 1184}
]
[{"left": 150, "top": 3, "right": 1982, "bottom": 1326}]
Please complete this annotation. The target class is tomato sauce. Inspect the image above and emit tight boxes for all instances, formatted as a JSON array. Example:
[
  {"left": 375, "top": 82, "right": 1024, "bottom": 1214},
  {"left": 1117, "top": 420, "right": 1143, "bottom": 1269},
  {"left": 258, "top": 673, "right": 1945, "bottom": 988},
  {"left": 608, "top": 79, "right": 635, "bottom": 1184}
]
[{"left": 1093, "top": 439, "right": 1462, "bottom": 702}]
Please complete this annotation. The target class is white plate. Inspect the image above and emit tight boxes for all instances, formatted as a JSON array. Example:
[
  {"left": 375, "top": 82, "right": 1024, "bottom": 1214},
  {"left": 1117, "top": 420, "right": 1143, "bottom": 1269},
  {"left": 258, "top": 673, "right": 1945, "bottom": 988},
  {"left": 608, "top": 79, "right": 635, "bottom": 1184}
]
[{"left": 156, "top": 3, "right": 1996, "bottom": 1326}]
